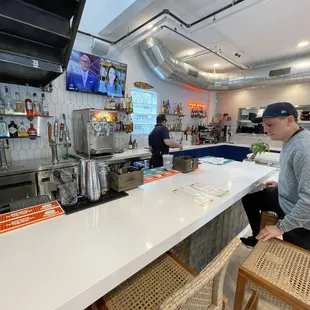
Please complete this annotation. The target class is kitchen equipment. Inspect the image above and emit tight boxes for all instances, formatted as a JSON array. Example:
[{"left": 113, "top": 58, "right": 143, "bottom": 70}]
[
  {"left": 173, "top": 156, "right": 199, "bottom": 173},
  {"left": 58, "top": 180, "right": 78, "bottom": 206},
  {"left": 162, "top": 154, "right": 174, "bottom": 170},
  {"left": 50, "top": 143, "right": 59, "bottom": 163},
  {"left": 301, "top": 111, "right": 310, "bottom": 121},
  {"left": 86, "top": 160, "right": 101, "bottom": 202},
  {"left": 0, "top": 172, "right": 37, "bottom": 205},
  {"left": 98, "top": 162, "right": 110, "bottom": 194},
  {"left": 79, "top": 159, "right": 88, "bottom": 197},
  {"left": 0, "top": 140, "right": 8, "bottom": 170},
  {"left": 37, "top": 166, "right": 79, "bottom": 196},
  {"left": 73, "top": 109, "right": 115, "bottom": 156},
  {"left": 72, "top": 166, "right": 80, "bottom": 195}
]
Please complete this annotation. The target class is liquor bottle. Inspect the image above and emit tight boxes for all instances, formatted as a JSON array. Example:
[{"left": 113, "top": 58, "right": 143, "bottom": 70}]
[
  {"left": 129, "top": 96, "right": 133, "bottom": 113},
  {"left": 32, "top": 93, "right": 40, "bottom": 116},
  {"left": 0, "top": 117, "right": 9, "bottom": 137},
  {"left": 28, "top": 122, "right": 37, "bottom": 140},
  {"left": 3, "top": 86, "right": 15, "bottom": 115},
  {"left": 176, "top": 104, "right": 180, "bottom": 115},
  {"left": 179, "top": 103, "right": 183, "bottom": 115},
  {"left": 8, "top": 120, "right": 18, "bottom": 137},
  {"left": 161, "top": 101, "right": 165, "bottom": 113},
  {"left": 25, "top": 91, "right": 33, "bottom": 117},
  {"left": 14, "top": 92, "right": 25, "bottom": 115},
  {"left": 128, "top": 135, "right": 133, "bottom": 149},
  {"left": 18, "top": 122, "right": 28, "bottom": 137},
  {"left": 41, "top": 93, "right": 49, "bottom": 116}
]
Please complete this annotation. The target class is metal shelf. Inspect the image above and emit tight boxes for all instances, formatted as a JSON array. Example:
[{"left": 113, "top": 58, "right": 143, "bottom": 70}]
[
  {"left": 0, "top": 114, "right": 53, "bottom": 118},
  {"left": 0, "top": 136, "right": 40, "bottom": 139}
]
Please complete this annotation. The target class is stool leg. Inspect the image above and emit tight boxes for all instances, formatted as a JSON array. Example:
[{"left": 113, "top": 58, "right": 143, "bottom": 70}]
[{"left": 234, "top": 273, "right": 247, "bottom": 310}]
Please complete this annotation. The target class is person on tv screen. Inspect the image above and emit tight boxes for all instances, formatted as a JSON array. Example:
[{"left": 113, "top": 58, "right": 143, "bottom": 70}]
[
  {"left": 99, "top": 65, "right": 122, "bottom": 97},
  {"left": 67, "top": 54, "right": 99, "bottom": 92}
]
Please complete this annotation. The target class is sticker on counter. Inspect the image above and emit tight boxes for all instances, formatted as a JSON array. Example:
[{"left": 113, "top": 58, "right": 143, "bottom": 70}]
[
  {"left": 0, "top": 202, "right": 64, "bottom": 235},
  {"left": 143, "top": 168, "right": 180, "bottom": 184},
  {"left": 0, "top": 200, "right": 60, "bottom": 222}
]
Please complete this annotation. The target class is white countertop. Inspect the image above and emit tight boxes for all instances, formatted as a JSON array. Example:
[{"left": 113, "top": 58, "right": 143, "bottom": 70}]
[{"left": 0, "top": 162, "right": 275, "bottom": 310}]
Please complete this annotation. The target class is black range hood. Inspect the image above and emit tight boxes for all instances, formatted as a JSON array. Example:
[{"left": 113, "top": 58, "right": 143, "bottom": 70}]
[{"left": 0, "top": 0, "right": 86, "bottom": 87}]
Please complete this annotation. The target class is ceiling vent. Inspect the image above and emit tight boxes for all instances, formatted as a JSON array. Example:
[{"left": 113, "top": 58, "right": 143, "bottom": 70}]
[{"left": 140, "top": 37, "right": 310, "bottom": 91}]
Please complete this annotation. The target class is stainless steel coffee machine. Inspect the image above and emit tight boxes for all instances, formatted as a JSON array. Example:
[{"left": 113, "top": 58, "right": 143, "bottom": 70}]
[{"left": 73, "top": 109, "right": 115, "bottom": 156}]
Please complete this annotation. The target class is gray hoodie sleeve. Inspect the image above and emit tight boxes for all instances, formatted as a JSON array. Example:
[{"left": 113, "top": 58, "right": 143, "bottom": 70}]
[{"left": 278, "top": 149, "right": 310, "bottom": 232}]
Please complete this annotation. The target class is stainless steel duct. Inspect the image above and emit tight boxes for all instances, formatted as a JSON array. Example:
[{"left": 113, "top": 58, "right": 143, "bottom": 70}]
[{"left": 140, "top": 37, "right": 310, "bottom": 90}]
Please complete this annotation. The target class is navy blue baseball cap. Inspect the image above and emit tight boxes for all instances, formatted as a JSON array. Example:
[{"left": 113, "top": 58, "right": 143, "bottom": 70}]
[{"left": 251, "top": 102, "right": 298, "bottom": 123}]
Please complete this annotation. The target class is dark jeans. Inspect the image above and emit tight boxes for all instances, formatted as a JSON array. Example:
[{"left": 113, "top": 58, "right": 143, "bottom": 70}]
[
  {"left": 150, "top": 155, "right": 163, "bottom": 168},
  {"left": 242, "top": 187, "right": 310, "bottom": 251}
]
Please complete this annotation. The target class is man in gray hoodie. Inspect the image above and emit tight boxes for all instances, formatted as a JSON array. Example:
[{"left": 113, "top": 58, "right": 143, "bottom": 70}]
[{"left": 241, "top": 102, "right": 310, "bottom": 250}]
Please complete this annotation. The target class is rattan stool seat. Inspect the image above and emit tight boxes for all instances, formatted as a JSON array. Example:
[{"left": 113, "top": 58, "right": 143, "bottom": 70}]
[
  {"left": 235, "top": 238, "right": 310, "bottom": 309},
  {"left": 104, "top": 253, "right": 195, "bottom": 310}
]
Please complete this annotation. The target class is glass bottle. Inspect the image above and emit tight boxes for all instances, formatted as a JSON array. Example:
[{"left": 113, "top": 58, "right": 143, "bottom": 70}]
[
  {"left": 25, "top": 91, "right": 33, "bottom": 117},
  {"left": 28, "top": 122, "right": 37, "bottom": 140},
  {"left": 14, "top": 92, "right": 25, "bottom": 115},
  {"left": 3, "top": 86, "right": 15, "bottom": 114},
  {"left": 32, "top": 93, "right": 40, "bottom": 116},
  {"left": 8, "top": 120, "right": 18, "bottom": 137},
  {"left": 41, "top": 93, "right": 49, "bottom": 116}
]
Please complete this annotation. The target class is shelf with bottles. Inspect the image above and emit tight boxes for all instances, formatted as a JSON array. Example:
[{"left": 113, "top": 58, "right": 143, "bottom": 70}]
[
  {"left": 161, "top": 100, "right": 185, "bottom": 116},
  {"left": 105, "top": 95, "right": 133, "bottom": 114},
  {"left": 0, "top": 117, "right": 40, "bottom": 140},
  {"left": 103, "top": 109, "right": 133, "bottom": 114},
  {"left": 0, "top": 86, "right": 50, "bottom": 120},
  {"left": 0, "top": 135, "right": 40, "bottom": 140},
  {"left": 164, "top": 113, "right": 185, "bottom": 117}
]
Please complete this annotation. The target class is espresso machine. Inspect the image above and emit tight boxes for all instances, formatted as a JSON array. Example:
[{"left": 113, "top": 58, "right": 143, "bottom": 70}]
[{"left": 73, "top": 109, "right": 115, "bottom": 156}]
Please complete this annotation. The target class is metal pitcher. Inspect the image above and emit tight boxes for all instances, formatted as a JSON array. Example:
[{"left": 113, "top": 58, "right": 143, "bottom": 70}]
[{"left": 86, "top": 160, "right": 101, "bottom": 202}]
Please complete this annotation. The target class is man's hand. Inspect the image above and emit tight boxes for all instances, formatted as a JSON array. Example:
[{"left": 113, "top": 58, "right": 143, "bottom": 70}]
[
  {"left": 179, "top": 144, "right": 183, "bottom": 150},
  {"left": 256, "top": 225, "right": 283, "bottom": 241},
  {"left": 265, "top": 181, "right": 278, "bottom": 188}
]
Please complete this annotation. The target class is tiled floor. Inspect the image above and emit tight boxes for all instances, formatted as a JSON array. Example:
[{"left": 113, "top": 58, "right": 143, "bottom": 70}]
[{"left": 224, "top": 244, "right": 281, "bottom": 309}]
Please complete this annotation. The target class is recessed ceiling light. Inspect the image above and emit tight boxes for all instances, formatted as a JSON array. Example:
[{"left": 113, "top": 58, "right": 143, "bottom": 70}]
[
  {"left": 188, "top": 51, "right": 195, "bottom": 55},
  {"left": 213, "top": 63, "right": 219, "bottom": 67},
  {"left": 147, "top": 24, "right": 153, "bottom": 30},
  {"left": 297, "top": 41, "right": 309, "bottom": 48},
  {"left": 152, "top": 26, "right": 158, "bottom": 31},
  {"left": 295, "top": 105, "right": 299, "bottom": 107}
]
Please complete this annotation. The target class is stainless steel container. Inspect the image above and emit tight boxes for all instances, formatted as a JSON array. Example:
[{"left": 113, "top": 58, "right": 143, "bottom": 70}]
[
  {"left": 98, "top": 162, "right": 110, "bottom": 194},
  {"left": 86, "top": 160, "right": 101, "bottom": 202},
  {"left": 72, "top": 166, "right": 80, "bottom": 195},
  {"left": 79, "top": 159, "right": 88, "bottom": 197}
]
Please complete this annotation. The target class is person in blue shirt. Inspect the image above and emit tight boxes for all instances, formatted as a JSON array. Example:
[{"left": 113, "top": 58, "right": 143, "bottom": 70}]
[
  {"left": 67, "top": 54, "right": 99, "bottom": 92},
  {"left": 148, "top": 114, "right": 183, "bottom": 168},
  {"left": 99, "top": 65, "right": 122, "bottom": 97}
]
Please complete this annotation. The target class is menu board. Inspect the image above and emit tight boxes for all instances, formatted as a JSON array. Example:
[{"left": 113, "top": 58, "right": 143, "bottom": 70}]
[{"left": 0, "top": 201, "right": 64, "bottom": 235}]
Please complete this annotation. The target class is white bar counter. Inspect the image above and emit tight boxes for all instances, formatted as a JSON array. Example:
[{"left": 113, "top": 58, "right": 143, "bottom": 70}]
[{"left": 0, "top": 162, "right": 275, "bottom": 310}]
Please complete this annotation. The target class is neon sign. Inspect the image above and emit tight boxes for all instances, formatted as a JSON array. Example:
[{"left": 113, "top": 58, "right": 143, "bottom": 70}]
[{"left": 187, "top": 101, "right": 205, "bottom": 109}]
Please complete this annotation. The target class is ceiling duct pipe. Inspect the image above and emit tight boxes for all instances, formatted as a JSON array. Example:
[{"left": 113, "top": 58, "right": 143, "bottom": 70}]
[{"left": 140, "top": 37, "right": 310, "bottom": 91}]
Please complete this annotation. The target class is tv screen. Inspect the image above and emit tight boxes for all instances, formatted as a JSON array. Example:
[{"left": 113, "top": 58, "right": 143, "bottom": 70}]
[{"left": 66, "top": 49, "right": 127, "bottom": 98}]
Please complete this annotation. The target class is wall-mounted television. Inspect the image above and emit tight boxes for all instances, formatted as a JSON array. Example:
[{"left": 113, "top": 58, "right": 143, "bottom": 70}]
[{"left": 66, "top": 49, "right": 127, "bottom": 98}]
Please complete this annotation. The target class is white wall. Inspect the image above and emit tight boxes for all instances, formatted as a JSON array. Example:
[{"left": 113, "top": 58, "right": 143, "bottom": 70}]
[
  {"left": 215, "top": 82, "right": 310, "bottom": 148},
  {"left": 216, "top": 83, "right": 310, "bottom": 131},
  {"left": 2, "top": 34, "right": 216, "bottom": 163}
]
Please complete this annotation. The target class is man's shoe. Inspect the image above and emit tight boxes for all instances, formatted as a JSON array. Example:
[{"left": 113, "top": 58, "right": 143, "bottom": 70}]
[{"left": 240, "top": 236, "right": 258, "bottom": 249}]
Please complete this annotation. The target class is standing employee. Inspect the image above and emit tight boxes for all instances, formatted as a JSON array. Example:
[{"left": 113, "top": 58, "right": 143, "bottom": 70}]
[{"left": 148, "top": 114, "right": 183, "bottom": 168}]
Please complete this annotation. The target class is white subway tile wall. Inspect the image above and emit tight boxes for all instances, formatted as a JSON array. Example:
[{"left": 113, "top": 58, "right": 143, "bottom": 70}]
[{"left": 1, "top": 73, "right": 209, "bottom": 162}]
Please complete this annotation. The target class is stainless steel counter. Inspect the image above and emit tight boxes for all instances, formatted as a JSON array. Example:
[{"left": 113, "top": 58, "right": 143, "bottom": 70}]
[{"left": 0, "top": 158, "right": 79, "bottom": 177}]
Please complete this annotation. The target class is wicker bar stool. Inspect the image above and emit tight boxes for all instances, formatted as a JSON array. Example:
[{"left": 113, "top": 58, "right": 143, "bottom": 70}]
[
  {"left": 91, "top": 238, "right": 240, "bottom": 310},
  {"left": 234, "top": 238, "right": 310, "bottom": 310}
]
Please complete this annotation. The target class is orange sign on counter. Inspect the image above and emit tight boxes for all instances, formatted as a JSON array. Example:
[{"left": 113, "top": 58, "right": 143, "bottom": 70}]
[{"left": 0, "top": 201, "right": 64, "bottom": 235}]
